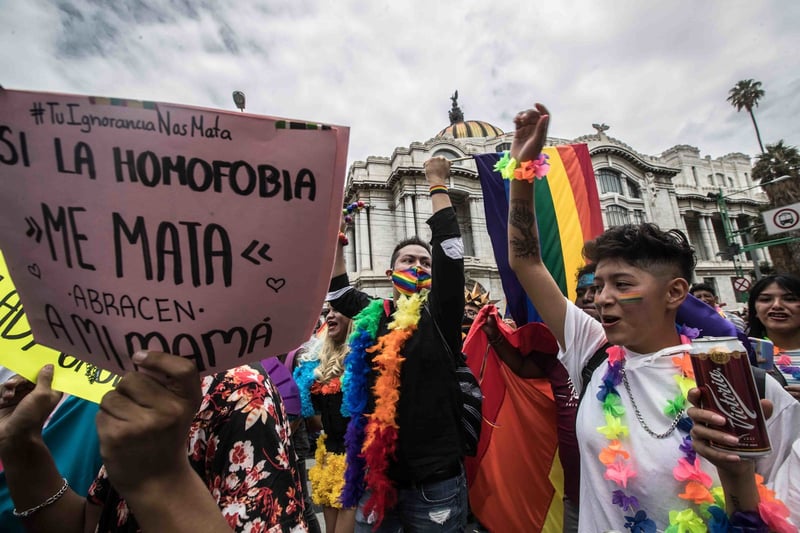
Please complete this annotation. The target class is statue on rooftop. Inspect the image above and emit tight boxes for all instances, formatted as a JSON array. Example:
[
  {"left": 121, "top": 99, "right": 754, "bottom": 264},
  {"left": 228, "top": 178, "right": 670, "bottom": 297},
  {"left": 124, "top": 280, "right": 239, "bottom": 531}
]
[{"left": 449, "top": 90, "right": 464, "bottom": 125}]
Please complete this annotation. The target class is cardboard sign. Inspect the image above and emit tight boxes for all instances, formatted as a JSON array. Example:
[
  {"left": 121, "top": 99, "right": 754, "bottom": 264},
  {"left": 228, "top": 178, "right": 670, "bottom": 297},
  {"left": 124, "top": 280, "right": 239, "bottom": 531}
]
[
  {"left": 0, "top": 89, "right": 348, "bottom": 375},
  {"left": 0, "top": 251, "right": 119, "bottom": 403}
]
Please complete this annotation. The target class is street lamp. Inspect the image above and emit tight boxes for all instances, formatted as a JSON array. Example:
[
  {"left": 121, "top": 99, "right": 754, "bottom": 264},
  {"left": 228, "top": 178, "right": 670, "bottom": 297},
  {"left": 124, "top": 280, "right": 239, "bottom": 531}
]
[{"left": 232, "top": 91, "right": 246, "bottom": 112}]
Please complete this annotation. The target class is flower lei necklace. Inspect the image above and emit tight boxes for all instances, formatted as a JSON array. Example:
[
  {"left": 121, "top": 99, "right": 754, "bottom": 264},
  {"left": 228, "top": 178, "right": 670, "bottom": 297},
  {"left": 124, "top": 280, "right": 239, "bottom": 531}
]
[
  {"left": 597, "top": 336, "right": 793, "bottom": 532},
  {"left": 339, "top": 291, "right": 427, "bottom": 527}
]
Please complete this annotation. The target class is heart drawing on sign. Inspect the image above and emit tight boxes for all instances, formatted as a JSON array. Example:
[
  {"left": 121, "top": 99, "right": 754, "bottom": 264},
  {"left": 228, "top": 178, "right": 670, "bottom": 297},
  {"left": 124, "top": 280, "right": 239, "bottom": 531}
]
[
  {"left": 28, "top": 264, "right": 41, "bottom": 279},
  {"left": 266, "top": 277, "right": 286, "bottom": 293}
]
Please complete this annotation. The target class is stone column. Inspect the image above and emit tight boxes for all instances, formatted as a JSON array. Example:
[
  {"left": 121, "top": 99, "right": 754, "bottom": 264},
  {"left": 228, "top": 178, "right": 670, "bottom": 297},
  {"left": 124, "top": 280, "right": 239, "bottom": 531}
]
[
  {"left": 404, "top": 195, "right": 416, "bottom": 239},
  {"left": 469, "top": 197, "right": 483, "bottom": 258},
  {"left": 701, "top": 216, "right": 717, "bottom": 260}
]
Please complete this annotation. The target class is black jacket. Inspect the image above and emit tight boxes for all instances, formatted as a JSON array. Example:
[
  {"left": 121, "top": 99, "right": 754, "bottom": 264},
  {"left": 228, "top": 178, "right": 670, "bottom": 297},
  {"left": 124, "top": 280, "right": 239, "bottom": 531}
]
[{"left": 328, "top": 208, "right": 465, "bottom": 482}]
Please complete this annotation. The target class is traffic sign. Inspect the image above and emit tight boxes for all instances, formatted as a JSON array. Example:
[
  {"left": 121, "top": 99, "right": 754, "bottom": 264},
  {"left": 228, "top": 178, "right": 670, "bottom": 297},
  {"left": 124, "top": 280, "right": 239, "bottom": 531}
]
[
  {"left": 763, "top": 202, "right": 800, "bottom": 236},
  {"left": 732, "top": 277, "right": 751, "bottom": 292}
]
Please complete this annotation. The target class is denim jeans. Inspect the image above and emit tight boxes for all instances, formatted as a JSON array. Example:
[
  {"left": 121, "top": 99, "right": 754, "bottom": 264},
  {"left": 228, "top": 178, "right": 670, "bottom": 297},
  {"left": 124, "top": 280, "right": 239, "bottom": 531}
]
[{"left": 354, "top": 468, "right": 467, "bottom": 533}]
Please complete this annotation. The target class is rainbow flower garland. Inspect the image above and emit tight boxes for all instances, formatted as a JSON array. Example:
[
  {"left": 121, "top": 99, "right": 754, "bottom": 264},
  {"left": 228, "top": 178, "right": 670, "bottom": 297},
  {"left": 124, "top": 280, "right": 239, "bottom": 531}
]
[
  {"left": 493, "top": 150, "right": 550, "bottom": 182},
  {"left": 596, "top": 338, "right": 793, "bottom": 532},
  {"left": 337, "top": 293, "right": 426, "bottom": 526}
]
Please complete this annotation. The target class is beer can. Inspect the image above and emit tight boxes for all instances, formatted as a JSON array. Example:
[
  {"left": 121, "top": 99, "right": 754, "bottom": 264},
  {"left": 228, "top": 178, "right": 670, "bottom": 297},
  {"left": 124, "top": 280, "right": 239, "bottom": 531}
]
[{"left": 689, "top": 336, "right": 771, "bottom": 457}]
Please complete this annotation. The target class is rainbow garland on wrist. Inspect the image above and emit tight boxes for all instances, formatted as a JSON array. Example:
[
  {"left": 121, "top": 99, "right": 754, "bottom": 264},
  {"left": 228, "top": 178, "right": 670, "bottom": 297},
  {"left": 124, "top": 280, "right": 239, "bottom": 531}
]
[{"left": 493, "top": 150, "right": 550, "bottom": 182}]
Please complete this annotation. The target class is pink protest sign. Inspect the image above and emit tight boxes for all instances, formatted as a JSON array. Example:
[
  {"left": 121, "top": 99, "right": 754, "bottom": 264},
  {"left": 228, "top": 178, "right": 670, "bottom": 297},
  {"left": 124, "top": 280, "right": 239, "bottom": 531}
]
[{"left": 0, "top": 89, "right": 348, "bottom": 375}]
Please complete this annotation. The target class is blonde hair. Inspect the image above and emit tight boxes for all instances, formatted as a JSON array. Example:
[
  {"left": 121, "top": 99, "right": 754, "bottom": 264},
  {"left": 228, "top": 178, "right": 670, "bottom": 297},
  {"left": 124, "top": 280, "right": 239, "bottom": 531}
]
[{"left": 314, "top": 319, "right": 353, "bottom": 383}]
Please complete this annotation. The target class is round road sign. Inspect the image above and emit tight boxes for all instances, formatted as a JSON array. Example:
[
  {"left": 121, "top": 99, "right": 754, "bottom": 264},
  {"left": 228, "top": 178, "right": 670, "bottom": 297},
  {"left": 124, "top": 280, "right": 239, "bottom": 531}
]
[
  {"left": 773, "top": 207, "right": 800, "bottom": 231},
  {"left": 733, "top": 277, "right": 751, "bottom": 292}
]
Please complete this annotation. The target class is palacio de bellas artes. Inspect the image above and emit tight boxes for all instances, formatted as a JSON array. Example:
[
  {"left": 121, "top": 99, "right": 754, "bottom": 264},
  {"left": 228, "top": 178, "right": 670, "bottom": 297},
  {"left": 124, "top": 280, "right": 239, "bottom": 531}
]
[{"left": 340, "top": 94, "right": 769, "bottom": 311}]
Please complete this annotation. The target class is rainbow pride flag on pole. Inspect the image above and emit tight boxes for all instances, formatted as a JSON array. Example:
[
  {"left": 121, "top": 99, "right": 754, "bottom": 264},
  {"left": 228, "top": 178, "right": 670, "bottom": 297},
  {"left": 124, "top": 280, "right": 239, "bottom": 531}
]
[
  {"left": 474, "top": 144, "right": 603, "bottom": 324},
  {"left": 464, "top": 145, "right": 603, "bottom": 531}
]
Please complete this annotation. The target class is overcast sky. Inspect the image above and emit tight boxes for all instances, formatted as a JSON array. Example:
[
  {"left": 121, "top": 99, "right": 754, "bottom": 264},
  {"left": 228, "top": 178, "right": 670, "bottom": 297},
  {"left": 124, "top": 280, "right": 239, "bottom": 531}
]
[{"left": 2, "top": 0, "right": 798, "bottom": 166}]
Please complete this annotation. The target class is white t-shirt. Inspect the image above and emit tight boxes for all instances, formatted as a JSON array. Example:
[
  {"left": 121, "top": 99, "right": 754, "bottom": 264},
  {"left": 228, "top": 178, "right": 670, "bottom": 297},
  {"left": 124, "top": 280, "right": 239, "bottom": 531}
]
[{"left": 559, "top": 299, "right": 800, "bottom": 532}]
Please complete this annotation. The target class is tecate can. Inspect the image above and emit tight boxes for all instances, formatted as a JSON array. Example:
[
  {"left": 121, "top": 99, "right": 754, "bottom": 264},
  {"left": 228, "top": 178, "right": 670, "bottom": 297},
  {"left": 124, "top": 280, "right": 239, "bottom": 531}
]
[{"left": 689, "top": 336, "right": 771, "bottom": 457}]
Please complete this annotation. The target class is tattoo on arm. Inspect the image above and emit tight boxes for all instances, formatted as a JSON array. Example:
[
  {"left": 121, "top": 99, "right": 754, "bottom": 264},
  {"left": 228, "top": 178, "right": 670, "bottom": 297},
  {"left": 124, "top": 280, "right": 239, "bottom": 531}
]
[
  {"left": 509, "top": 200, "right": 540, "bottom": 260},
  {"left": 729, "top": 494, "right": 742, "bottom": 512}
]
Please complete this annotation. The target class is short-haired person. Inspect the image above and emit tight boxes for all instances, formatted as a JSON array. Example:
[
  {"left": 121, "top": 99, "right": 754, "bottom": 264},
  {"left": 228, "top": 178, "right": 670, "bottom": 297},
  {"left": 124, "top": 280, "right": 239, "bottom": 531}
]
[
  {"left": 0, "top": 354, "right": 308, "bottom": 533},
  {"left": 327, "top": 157, "right": 467, "bottom": 532},
  {"left": 748, "top": 274, "right": 800, "bottom": 402},
  {"left": 574, "top": 263, "right": 598, "bottom": 320},
  {"left": 690, "top": 282, "right": 746, "bottom": 332},
  {"left": 504, "top": 103, "right": 800, "bottom": 531}
]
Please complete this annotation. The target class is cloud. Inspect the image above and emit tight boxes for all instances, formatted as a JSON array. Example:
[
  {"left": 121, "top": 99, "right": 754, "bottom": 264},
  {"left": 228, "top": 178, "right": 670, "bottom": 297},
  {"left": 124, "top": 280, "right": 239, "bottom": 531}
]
[{"left": 2, "top": 0, "right": 798, "bottom": 166}]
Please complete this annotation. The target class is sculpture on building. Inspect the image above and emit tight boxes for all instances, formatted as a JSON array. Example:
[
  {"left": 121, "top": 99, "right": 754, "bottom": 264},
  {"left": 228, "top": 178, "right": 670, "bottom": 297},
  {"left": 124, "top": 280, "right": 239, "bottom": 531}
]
[{"left": 449, "top": 90, "right": 465, "bottom": 125}]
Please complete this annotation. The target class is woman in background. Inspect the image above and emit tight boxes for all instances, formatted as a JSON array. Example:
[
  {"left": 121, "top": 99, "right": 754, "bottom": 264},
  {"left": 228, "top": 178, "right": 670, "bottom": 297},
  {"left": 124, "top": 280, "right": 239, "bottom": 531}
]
[
  {"left": 748, "top": 274, "right": 800, "bottom": 401},
  {"left": 295, "top": 305, "right": 354, "bottom": 533}
]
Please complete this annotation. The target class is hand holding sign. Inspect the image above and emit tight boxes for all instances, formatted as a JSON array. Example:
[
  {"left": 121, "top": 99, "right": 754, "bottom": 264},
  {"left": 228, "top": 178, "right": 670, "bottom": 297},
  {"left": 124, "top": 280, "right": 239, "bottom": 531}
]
[
  {"left": 96, "top": 351, "right": 202, "bottom": 496},
  {"left": 0, "top": 89, "right": 349, "bottom": 376},
  {"left": 0, "top": 366, "right": 62, "bottom": 454}
]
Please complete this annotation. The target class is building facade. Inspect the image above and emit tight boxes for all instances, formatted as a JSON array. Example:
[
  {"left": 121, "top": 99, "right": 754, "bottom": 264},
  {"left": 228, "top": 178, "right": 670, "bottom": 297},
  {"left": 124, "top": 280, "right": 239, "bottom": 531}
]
[{"left": 342, "top": 102, "right": 769, "bottom": 311}]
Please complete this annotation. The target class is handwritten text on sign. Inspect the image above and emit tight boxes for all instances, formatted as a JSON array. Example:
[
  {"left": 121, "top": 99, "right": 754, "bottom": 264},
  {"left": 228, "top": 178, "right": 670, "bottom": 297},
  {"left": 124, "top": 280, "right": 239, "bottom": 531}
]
[
  {"left": 0, "top": 90, "right": 348, "bottom": 375},
  {"left": 0, "top": 251, "right": 119, "bottom": 403}
]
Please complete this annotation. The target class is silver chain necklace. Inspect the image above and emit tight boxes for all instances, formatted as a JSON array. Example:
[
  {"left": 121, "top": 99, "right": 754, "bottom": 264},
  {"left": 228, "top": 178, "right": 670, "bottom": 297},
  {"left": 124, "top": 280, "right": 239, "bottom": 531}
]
[{"left": 621, "top": 369, "right": 684, "bottom": 439}]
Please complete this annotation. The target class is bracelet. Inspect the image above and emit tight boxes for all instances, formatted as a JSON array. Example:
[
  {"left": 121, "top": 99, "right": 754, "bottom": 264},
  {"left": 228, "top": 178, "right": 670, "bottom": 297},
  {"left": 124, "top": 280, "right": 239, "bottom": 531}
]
[
  {"left": 493, "top": 151, "right": 551, "bottom": 182},
  {"left": 429, "top": 184, "right": 449, "bottom": 196},
  {"left": 13, "top": 477, "right": 69, "bottom": 518},
  {"left": 338, "top": 231, "right": 349, "bottom": 246}
]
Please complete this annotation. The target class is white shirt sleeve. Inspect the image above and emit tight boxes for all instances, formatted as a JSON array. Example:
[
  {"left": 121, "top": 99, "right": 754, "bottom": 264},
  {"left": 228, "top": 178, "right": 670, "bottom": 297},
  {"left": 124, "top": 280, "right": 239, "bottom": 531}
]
[
  {"left": 558, "top": 298, "right": 607, "bottom": 392},
  {"left": 770, "top": 439, "right": 800, "bottom": 525},
  {"left": 758, "top": 376, "right": 800, "bottom": 483}
]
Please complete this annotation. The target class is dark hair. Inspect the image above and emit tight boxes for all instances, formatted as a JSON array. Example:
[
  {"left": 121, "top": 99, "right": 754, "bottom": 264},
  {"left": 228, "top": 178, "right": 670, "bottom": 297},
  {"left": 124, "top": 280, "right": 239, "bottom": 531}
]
[
  {"left": 690, "top": 283, "right": 716, "bottom": 296},
  {"left": 583, "top": 223, "right": 696, "bottom": 282},
  {"left": 389, "top": 237, "right": 432, "bottom": 269},
  {"left": 747, "top": 274, "right": 800, "bottom": 338}
]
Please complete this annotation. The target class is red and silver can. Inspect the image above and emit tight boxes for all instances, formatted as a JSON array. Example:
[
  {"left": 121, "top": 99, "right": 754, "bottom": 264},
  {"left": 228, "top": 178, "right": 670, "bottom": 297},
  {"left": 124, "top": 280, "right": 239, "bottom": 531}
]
[{"left": 689, "top": 336, "right": 771, "bottom": 457}]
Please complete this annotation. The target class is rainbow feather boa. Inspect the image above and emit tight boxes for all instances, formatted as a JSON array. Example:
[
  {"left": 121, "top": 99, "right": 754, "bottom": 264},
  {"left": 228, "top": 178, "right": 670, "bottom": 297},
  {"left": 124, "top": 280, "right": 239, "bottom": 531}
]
[{"left": 339, "top": 292, "right": 427, "bottom": 526}]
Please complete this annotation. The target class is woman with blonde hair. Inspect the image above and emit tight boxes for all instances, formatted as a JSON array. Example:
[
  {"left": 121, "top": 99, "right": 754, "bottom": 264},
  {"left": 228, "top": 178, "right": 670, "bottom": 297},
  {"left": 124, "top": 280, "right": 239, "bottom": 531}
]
[{"left": 295, "top": 304, "right": 355, "bottom": 533}]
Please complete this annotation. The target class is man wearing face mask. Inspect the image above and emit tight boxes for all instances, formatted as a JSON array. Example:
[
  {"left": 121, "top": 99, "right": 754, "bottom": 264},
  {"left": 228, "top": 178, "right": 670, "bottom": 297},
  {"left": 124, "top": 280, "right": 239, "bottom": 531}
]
[{"left": 326, "top": 156, "right": 467, "bottom": 532}]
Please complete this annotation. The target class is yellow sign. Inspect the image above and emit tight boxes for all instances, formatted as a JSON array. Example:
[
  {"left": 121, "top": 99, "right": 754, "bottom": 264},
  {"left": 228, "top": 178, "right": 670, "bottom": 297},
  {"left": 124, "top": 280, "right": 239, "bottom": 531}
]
[{"left": 0, "top": 252, "right": 118, "bottom": 403}]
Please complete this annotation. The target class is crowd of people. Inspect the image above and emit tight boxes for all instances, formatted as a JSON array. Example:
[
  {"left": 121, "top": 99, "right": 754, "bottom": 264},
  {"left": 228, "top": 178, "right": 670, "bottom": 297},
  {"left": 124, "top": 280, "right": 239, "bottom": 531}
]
[{"left": 1, "top": 103, "right": 799, "bottom": 532}]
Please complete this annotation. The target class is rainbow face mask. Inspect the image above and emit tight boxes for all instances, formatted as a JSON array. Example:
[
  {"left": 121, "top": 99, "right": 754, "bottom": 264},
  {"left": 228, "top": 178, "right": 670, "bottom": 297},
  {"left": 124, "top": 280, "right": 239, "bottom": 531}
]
[{"left": 391, "top": 266, "right": 432, "bottom": 296}]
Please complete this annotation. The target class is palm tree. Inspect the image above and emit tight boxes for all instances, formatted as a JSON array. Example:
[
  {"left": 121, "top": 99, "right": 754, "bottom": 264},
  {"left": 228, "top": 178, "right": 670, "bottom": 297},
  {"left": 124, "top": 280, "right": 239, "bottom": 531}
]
[
  {"left": 727, "top": 79, "right": 766, "bottom": 154},
  {"left": 751, "top": 141, "right": 800, "bottom": 276}
]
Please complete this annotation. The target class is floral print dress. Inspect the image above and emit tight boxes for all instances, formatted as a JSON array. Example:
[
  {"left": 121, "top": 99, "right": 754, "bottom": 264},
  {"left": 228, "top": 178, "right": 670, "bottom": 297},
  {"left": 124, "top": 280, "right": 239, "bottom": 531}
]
[{"left": 88, "top": 365, "right": 308, "bottom": 533}]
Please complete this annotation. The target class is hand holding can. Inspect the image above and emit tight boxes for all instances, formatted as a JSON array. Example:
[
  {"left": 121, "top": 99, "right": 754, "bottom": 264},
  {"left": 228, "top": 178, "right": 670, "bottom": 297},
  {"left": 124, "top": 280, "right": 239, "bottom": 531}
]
[{"left": 689, "top": 336, "right": 771, "bottom": 457}]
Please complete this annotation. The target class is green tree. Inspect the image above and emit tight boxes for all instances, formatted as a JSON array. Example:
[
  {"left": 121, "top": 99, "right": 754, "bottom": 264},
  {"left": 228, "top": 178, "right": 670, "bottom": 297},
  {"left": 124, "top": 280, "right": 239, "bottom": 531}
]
[
  {"left": 752, "top": 141, "right": 800, "bottom": 276},
  {"left": 727, "top": 79, "right": 766, "bottom": 154}
]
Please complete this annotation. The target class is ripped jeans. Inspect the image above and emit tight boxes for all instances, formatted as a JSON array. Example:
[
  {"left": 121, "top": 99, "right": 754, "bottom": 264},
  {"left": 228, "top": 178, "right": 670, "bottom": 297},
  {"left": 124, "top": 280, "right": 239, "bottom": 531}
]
[{"left": 354, "top": 468, "right": 467, "bottom": 533}]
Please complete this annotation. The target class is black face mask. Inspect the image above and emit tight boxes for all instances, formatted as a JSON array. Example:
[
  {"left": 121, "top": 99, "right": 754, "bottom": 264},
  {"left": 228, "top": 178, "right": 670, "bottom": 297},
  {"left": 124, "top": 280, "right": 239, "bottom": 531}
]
[{"left": 462, "top": 316, "right": 474, "bottom": 333}]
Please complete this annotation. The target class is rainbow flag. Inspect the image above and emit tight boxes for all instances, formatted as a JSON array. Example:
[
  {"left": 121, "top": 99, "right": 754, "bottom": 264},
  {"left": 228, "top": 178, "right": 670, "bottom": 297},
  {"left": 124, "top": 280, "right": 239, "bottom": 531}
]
[{"left": 474, "top": 144, "right": 603, "bottom": 324}]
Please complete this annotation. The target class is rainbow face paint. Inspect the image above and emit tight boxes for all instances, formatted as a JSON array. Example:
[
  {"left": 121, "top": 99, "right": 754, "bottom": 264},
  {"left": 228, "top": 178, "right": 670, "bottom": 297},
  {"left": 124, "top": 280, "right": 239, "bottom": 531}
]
[
  {"left": 618, "top": 292, "right": 643, "bottom": 304},
  {"left": 391, "top": 266, "right": 431, "bottom": 296}
]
